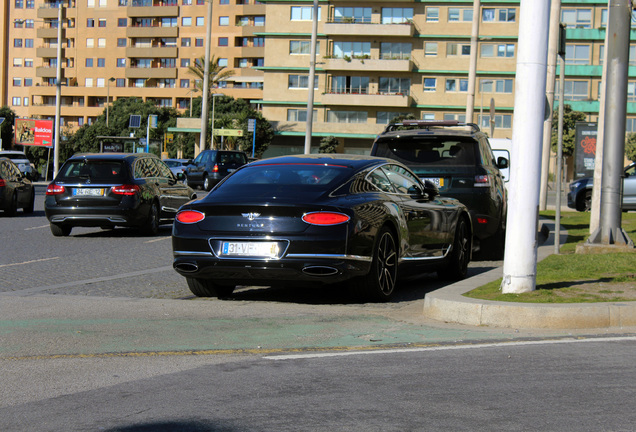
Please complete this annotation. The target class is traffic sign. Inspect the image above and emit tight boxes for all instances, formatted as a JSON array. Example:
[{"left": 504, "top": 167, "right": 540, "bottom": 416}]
[{"left": 213, "top": 129, "right": 243, "bottom": 137}]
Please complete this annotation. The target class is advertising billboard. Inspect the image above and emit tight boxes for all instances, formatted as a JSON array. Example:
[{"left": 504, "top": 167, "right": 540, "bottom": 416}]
[
  {"left": 15, "top": 118, "right": 54, "bottom": 147},
  {"left": 574, "top": 122, "right": 598, "bottom": 179}
]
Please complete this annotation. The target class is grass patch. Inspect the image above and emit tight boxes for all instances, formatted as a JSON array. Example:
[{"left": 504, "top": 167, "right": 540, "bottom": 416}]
[{"left": 464, "top": 211, "right": 636, "bottom": 303}]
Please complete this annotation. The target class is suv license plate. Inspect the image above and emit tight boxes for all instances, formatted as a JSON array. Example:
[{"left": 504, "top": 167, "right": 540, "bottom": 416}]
[
  {"left": 73, "top": 188, "right": 105, "bottom": 196},
  {"left": 221, "top": 241, "right": 279, "bottom": 258},
  {"left": 423, "top": 178, "right": 444, "bottom": 187}
]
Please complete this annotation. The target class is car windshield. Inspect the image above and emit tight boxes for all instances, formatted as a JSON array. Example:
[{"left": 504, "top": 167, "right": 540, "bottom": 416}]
[
  {"left": 208, "top": 163, "right": 351, "bottom": 199},
  {"left": 373, "top": 136, "right": 477, "bottom": 166},
  {"left": 56, "top": 160, "right": 128, "bottom": 183}
]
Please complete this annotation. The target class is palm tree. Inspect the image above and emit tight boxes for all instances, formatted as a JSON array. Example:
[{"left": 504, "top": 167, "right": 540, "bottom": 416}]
[{"left": 188, "top": 55, "right": 235, "bottom": 96}]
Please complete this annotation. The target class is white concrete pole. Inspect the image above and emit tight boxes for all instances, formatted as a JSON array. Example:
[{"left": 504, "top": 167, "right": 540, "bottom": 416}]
[
  {"left": 53, "top": 4, "right": 63, "bottom": 178},
  {"left": 465, "top": 0, "right": 481, "bottom": 124},
  {"left": 304, "top": 0, "right": 319, "bottom": 155},
  {"left": 501, "top": 0, "right": 551, "bottom": 294},
  {"left": 199, "top": 0, "right": 213, "bottom": 154},
  {"left": 539, "top": 0, "right": 561, "bottom": 211}
]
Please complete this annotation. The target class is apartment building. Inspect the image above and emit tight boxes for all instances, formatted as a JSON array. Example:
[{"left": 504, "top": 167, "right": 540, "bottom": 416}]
[
  {"left": 257, "top": 0, "right": 636, "bottom": 156},
  {"left": 2, "top": 0, "right": 265, "bottom": 130}
]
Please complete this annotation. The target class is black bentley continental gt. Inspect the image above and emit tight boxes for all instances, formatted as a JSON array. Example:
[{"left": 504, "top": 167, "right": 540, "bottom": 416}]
[{"left": 172, "top": 154, "right": 472, "bottom": 302}]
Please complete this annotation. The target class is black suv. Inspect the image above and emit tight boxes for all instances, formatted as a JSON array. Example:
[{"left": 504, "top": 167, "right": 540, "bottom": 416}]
[
  {"left": 370, "top": 120, "right": 508, "bottom": 258},
  {"left": 45, "top": 153, "right": 196, "bottom": 237},
  {"left": 185, "top": 150, "right": 248, "bottom": 191}
]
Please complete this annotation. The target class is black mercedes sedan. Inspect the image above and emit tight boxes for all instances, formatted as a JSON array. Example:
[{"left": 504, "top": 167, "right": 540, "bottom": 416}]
[
  {"left": 172, "top": 154, "right": 472, "bottom": 302},
  {"left": 0, "top": 157, "right": 35, "bottom": 216},
  {"left": 45, "top": 153, "right": 196, "bottom": 237}
]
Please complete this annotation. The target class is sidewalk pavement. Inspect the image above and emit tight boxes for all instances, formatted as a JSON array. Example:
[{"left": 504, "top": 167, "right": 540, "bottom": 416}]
[{"left": 423, "top": 220, "right": 636, "bottom": 329}]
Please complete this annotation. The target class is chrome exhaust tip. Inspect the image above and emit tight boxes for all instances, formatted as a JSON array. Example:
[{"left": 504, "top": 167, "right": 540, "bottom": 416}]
[
  {"left": 174, "top": 262, "right": 199, "bottom": 273},
  {"left": 302, "top": 266, "right": 339, "bottom": 276}
]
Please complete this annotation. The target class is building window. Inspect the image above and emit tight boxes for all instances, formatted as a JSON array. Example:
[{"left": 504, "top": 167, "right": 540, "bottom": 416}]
[
  {"left": 219, "top": 16, "right": 229, "bottom": 26},
  {"left": 330, "top": 76, "right": 369, "bottom": 94},
  {"left": 13, "top": 58, "right": 23, "bottom": 67},
  {"left": 87, "top": 18, "right": 95, "bottom": 27},
  {"left": 24, "top": 39, "right": 34, "bottom": 48},
  {"left": 565, "top": 44, "right": 591, "bottom": 65},
  {"left": 86, "top": 58, "right": 94, "bottom": 67},
  {"left": 96, "top": 78, "right": 105, "bottom": 87},
  {"left": 626, "top": 118, "right": 636, "bottom": 132},
  {"left": 180, "top": 58, "right": 190, "bottom": 67},
  {"left": 98, "top": 19, "right": 106, "bottom": 27},
  {"left": 15, "top": 0, "right": 24, "bottom": 8},
  {"left": 13, "top": 78, "right": 22, "bottom": 87},
  {"left": 182, "top": 17, "right": 191, "bottom": 26},
  {"left": 448, "top": 8, "right": 473, "bottom": 22},
  {"left": 379, "top": 77, "right": 410, "bottom": 95},
  {"left": 23, "top": 97, "right": 29, "bottom": 107},
  {"left": 426, "top": 7, "right": 439, "bottom": 22},
  {"left": 445, "top": 78, "right": 469, "bottom": 92},
  {"left": 288, "top": 74, "right": 318, "bottom": 90},
  {"left": 118, "top": 18, "right": 127, "bottom": 27},
  {"left": 117, "top": 38, "right": 126, "bottom": 47},
  {"left": 25, "top": 19, "right": 34, "bottom": 28},
  {"left": 24, "top": 58, "right": 33, "bottom": 67},
  {"left": 218, "top": 58, "right": 228, "bottom": 67},
  {"left": 254, "top": 37, "right": 264, "bottom": 47},
  {"left": 254, "top": 16, "right": 265, "bottom": 26},
  {"left": 447, "top": 43, "right": 471, "bottom": 56},
  {"left": 481, "top": 78, "right": 513, "bottom": 94},
  {"left": 327, "top": 111, "right": 367, "bottom": 124},
  {"left": 287, "top": 109, "right": 317, "bottom": 122},
  {"left": 380, "top": 42, "right": 411, "bottom": 60},
  {"left": 555, "top": 80, "right": 589, "bottom": 101},
  {"left": 376, "top": 112, "right": 409, "bottom": 124},
  {"left": 333, "top": 41, "right": 371, "bottom": 59},
  {"left": 182, "top": 0, "right": 191, "bottom": 4},
  {"left": 117, "top": 58, "right": 126, "bottom": 67},
  {"left": 333, "top": 7, "right": 371, "bottom": 23},
  {"left": 116, "top": 78, "right": 125, "bottom": 87},
  {"left": 195, "top": 38, "right": 204, "bottom": 47},
  {"left": 481, "top": 43, "right": 515, "bottom": 58},
  {"left": 561, "top": 8, "right": 592, "bottom": 29},
  {"left": 290, "top": 40, "right": 316, "bottom": 55},
  {"left": 381, "top": 7, "right": 413, "bottom": 24},
  {"left": 26, "top": 0, "right": 34, "bottom": 8},
  {"left": 481, "top": 114, "right": 512, "bottom": 129},
  {"left": 196, "top": 17, "right": 204, "bottom": 26},
  {"left": 423, "top": 78, "right": 436, "bottom": 92},
  {"left": 14, "top": 39, "right": 23, "bottom": 48},
  {"left": 86, "top": 38, "right": 94, "bottom": 48},
  {"left": 219, "top": 0, "right": 229, "bottom": 4},
  {"left": 218, "top": 37, "right": 228, "bottom": 47},
  {"left": 291, "top": 6, "right": 320, "bottom": 21},
  {"left": 12, "top": 97, "right": 21, "bottom": 106},
  {"left": 482, "top": 8, "right": 516, "bottom": 23},
  {"left": 98, "top": 38, "right": 106, "bottom": 48},
  {"left": 24, "top": 78, "right": 32, "bottom": 86},
  {"left": 424, "top": 42, "right": 438, "bottom": 56},
  {"left": 97, "top": 58, "right": 105, "bottom": 67},
  {"left": 180, "top": 79, "right": 190, "bottom": 88},
  {"left": 85, "top": 78, "right": 94, "bottom": 87}
]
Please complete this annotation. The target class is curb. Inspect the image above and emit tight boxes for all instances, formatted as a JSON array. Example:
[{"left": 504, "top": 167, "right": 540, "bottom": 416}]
[{"left": 422, "top": 220, "right": 636, "bottom": 329}]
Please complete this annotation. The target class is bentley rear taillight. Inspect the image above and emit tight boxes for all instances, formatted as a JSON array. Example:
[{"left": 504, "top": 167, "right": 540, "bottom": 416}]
[
  {"left": 302, "top": 212, "right": 350, "bottom": 226},
  {"left": 46, "top": 184, "right": 65, "bottom": 195},
  {"left": 176, "top": 210, "right": 205, "bottom": 224}
]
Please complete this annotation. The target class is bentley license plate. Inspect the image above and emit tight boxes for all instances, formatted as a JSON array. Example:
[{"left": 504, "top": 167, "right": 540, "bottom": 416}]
[{"left": 221, "top": 241, "right": 279, "bottom": 258}]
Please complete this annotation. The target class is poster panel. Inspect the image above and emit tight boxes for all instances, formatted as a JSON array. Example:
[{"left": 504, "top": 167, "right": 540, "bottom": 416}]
[
  {"left": 15, "top": 118, "right": 54, "bottom": 147},
  {"left": 574, "top": 122, "right": 597, "bottom": 179}
]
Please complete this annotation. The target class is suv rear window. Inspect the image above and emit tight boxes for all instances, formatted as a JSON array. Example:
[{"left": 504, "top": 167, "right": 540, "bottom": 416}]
[
  {"left": 57, "top": 160, "right": 128, "bottom": 183},
  {"left": 373, "top": 137, "right": 477, "bottom": 167}
]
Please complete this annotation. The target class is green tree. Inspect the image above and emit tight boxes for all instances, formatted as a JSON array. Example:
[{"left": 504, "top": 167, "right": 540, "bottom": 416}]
[
  {"left": 626, "top": 132, "right": 636, "bottom": 162},
  {"left": 188, "top": 56, "right": 235, "bottom": 96},
  {"left": 0, "top": 106, "right": 16, "bottom": 151},
  {"left": 319, "top": 136, "right": 339, "bottom": 153},
  {"left": 551, "top": 104, "right": 586, "bottom": 156}
]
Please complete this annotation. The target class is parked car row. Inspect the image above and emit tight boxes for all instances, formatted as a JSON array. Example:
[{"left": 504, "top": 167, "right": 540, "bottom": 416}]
[{"left": 568, "top": 162, "right": 636, "bottom": 212}]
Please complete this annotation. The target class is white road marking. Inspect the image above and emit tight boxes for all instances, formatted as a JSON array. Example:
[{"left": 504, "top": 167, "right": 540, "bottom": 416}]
[
  {"left": 0, "top": 257, "right": 60, "bottom": 269},
  {"left": 24, "top": 225, "right": 50, "bottom": 231},
  {"left": 264, "top": 336, "right": 636, "bottom": 360},
  {"left": 145, "top": 237, "right": 171, "bottom": 243}
]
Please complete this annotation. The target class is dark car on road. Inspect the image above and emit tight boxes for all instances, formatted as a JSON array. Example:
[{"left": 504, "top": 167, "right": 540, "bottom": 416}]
[
  {"left": 0, "top": 157, "right": 35, "bottom": 216},
  {"left": 172, "top": 154, "right": 472, "bottom": 302},
  {"left": 370, "top": 120, "right": 508, "bottom": 258},
  {"left": 163, "top": 158, "right": 191, "bottom": 180},
  {"left": 0, "top": 150, "right": 37, "bottom": 180},
  {"left": 185, "top": 150, "right": 248, "bottom": 191},
  {"left": 45, "top": 153, "right": 196, "bottom": 237},
  {"left": 568, "top": 162, "right": 636, "bottom": 212}
]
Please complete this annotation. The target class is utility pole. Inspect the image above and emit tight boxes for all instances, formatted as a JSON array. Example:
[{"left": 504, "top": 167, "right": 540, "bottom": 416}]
[
  {"left": 53, "top": 4, "right": 63, "bottom": 178},
  {"left": 501, "top": 0, "right": 551, "bottom": 294},
  {"left": 584, "top": 0, "right": 635, "bottom": 250},
  {"left": 199, "top": 0, "right": 213, "bottom": 155},
  {"left": 465, "top": 0, "right": 481, "bottom": 124},
  {"left": 304, "top": 0, "right": 319, "bottom": 155},
  {"left": 539, "top": 0, "right": 562, "bottom": 211}
]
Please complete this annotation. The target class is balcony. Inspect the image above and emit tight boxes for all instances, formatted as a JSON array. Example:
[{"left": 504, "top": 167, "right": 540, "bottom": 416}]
[
  {"left": 126, "top": 26, "right": 178, "bottom": 38},
  {"left": 127, "top": 5, "right": 178, "bottom": 17},
  {"left": 323, "top": 57, "right": 412, "bottom": 72},
  {"left": 321, "top": 92, "right": 411, "bottom": 108},
  {"left": 126, "top": 47, "right": 178, "bottom": 58},
  {"left": 37, "top": 27, "right": 64, "bottom": 39},
  {"left": 324, "top": 22, "right": 414, "bottom": 37},
  {"left": 36, "top": 66, "right": 64, "bottom": 78},
  {"left": 37, "top": 6, "right": 67, "bottom": 19},
  {"left": 36, "top": 47, "right": 65, "bottom": 59},
  {"left": 125, "top": 67, "right": 177, "bottom": 79}
]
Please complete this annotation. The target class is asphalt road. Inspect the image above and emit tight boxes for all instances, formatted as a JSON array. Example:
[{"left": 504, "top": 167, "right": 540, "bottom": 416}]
[{"left": 2, "top": 186, "right": 635, "bottom": 431}]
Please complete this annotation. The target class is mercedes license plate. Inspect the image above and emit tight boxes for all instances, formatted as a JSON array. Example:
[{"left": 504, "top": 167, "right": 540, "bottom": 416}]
[
  {"left": 73, "top": 188, "right": 105, "bottom": 196},
  {"left": 221, "top": 241, "right": 279, "bottom": 258}
]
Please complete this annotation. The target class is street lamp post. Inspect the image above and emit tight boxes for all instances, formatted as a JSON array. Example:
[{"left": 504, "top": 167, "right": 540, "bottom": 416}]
[
  {"left": 106, "top": 77, "right": 116, "bottom": 127},
  {"left": 187, "top": 88, "right": 199, "bottom": 117},
  {"left": 211, "top": 93, "right": 223, "bottom": 150},
  {"left": 479, "top": 79, "right": 493, "bottom": 129},
  {"left": 53, "top": 4, "right": 63, "bottom": 178}
]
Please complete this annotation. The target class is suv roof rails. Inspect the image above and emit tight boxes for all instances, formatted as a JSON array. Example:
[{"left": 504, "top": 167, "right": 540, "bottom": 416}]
[{"left": 382, "top": 120, "right": 481, "bottom": 134}]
